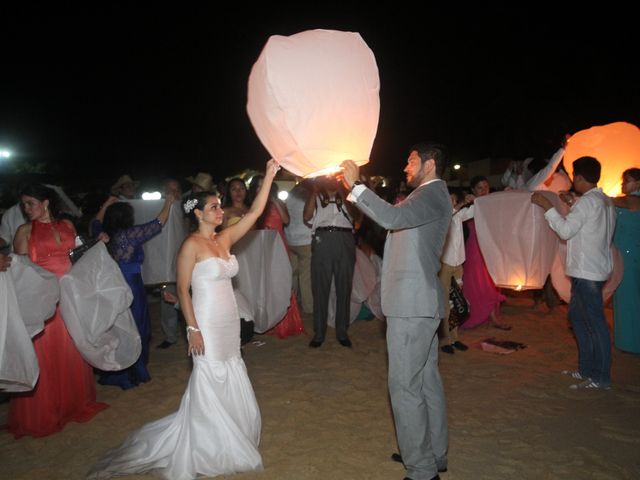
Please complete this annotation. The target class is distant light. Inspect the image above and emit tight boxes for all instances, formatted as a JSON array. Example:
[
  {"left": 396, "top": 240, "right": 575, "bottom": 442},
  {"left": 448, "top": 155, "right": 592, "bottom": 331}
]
[
  {"left": 453, "top": 164, "right": 461, "bottom": 170},
  {"left": 381, "top": 180, "right": 386, "bottom": 187},
  {"left": 142, "top": 191, "right": 162, "bottom": 200},
  {"left": 0, "top": 150, "right": 11, "bottom": 159},
  {"left": 278, "top": 190, "right": 288, "bottom": 201},
  {"left": 515, "top": 285, "right": 523, "bottom": 291}
]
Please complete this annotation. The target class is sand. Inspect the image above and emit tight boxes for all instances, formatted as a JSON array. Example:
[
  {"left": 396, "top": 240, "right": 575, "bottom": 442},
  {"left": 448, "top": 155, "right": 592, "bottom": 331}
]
[{"left": 1, "top": 293, "right": 639, "bottom": 480}]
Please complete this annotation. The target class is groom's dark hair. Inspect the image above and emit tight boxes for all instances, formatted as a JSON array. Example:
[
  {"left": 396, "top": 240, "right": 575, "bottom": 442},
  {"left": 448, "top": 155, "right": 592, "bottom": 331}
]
[{"left": 410, "top": 142, "right": 448, "bottom": 178}]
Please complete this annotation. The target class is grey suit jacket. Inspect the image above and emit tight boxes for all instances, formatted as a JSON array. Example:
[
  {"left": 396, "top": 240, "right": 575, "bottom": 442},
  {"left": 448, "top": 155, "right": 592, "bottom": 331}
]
[{"left": 354, "top": 180, "right": 451, "bottom": 318}]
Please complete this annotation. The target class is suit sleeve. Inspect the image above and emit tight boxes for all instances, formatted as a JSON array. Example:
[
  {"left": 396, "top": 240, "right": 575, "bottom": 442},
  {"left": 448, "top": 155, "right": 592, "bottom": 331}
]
[{"left": 353, "top": 183, "right": 448, "bottom": 230}]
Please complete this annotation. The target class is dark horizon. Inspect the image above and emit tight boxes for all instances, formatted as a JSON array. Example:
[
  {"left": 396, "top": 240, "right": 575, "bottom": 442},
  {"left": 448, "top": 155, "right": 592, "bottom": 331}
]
[{"left": 1, "top": 4, "right": 638, "bottom": 192}]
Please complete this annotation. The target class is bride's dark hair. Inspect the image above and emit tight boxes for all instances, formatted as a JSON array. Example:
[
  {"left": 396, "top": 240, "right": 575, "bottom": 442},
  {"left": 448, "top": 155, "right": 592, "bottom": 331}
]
[{"left": 184, "top": 191, "right": 217, "bottom": 230}]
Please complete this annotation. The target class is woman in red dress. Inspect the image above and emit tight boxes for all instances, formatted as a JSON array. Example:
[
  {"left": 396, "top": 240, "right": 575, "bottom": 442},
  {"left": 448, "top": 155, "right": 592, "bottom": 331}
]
[{"left": 8, "top": 184, "right": 108, "bottom": 438}]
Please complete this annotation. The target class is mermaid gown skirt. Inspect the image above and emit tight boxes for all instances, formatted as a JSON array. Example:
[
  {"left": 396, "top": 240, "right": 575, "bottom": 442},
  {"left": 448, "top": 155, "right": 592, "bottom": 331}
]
[{"left": 88, "top": 255, "right": 262, "bottom": 479}]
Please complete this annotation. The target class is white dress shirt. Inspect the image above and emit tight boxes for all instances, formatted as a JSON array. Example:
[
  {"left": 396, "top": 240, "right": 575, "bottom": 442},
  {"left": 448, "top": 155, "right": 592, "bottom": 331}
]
[
  {"left": 441, "top": 205, "right": 475, "bottom": 267},
  {"left": 544, "top": 187, "right": 616, "bottom": 281},
  {"left": 284, "top": 187, "right": 312, "bottom": 246}
]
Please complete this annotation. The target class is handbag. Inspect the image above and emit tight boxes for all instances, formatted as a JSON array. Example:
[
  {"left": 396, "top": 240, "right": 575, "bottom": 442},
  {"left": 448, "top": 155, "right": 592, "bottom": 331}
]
[
  {"left": 68, "top": 237, "right": 100, "bottom": 265},
  {"left": 448, "top": 277, "right": 470, "bottom": 330}
]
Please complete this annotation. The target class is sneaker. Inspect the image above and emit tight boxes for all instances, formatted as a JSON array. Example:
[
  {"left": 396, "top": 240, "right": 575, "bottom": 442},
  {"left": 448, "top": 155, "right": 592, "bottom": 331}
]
[
  {"left": 569, "top": 379, "right": 611, "bottom": 390},
  {"left": 561, "top": 370, "right": 586, "bottom": 380}
]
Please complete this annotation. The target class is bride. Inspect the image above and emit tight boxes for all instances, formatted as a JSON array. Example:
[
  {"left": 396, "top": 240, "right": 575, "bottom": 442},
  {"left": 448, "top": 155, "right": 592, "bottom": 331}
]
[{"left": 89, "top": 160, "right": 280, "bottom": 479}]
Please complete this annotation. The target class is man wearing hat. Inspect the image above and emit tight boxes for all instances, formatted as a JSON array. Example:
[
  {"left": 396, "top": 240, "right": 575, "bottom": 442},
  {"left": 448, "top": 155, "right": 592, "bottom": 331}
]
[
  {"left": 185, "top": 172, "right": 214, "bottom": 194},
  {"left": 111, "top": 174, "right": 140, "bottom": 199}
]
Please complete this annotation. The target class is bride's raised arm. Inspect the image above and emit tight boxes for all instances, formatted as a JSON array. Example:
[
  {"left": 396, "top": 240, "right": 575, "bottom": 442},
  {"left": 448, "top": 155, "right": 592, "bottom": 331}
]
[{"left": 222, "top": 159, "right": 280, "bottom": 246}]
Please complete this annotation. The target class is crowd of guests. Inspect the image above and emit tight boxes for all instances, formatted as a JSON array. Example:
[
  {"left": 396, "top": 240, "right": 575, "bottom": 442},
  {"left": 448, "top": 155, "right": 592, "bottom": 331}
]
[{"left": 0, "top": 147, "right": 638, "bottom": 478}]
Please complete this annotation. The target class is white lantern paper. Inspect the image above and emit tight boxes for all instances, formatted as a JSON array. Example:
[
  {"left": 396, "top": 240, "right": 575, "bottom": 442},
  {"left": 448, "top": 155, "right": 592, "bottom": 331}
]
[
  {"left": 247, "top": 29, "right": 380, "bottom": 177},
  {"left": 10, "top": 254, "right": 60, "bottom": 337},
  {"left": 59, "top": 243, "right": 142, "bottom": 371},
  {"left": 474, "top": 191, "right": 566, "bottom": 290},
  {"left": 0, "top": 267, "right": 39, "bottom": 392}
]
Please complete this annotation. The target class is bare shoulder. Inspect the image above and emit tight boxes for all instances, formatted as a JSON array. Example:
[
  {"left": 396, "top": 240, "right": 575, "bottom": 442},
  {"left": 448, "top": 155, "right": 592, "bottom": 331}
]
[{"left": 15, "top": 222, "right": 32, "bottom": 236}]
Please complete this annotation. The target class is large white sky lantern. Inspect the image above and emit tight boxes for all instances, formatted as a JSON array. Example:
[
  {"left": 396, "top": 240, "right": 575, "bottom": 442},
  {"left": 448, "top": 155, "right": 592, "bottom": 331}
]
[
  {"left": 474, "top": 191, "right": 565, "bottom": 290},
  {"left": 247, "top": 29, "right": 380, "bottom": 178},
  {"left": 564, "top": 122, "right": 640, "bottom": 197}
]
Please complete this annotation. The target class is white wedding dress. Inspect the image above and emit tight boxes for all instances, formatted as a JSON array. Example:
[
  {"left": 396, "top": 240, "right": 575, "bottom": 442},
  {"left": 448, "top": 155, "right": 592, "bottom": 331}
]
[{"left": 88, "top": 256, "right": 262, "bottom": 479}]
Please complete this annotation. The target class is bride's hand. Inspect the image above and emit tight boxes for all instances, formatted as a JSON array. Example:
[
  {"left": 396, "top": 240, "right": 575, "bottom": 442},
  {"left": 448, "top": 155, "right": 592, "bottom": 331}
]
[
  {"left": 265, "top": 159, "right": 280, "bottom": 179},
  {"left": 187, "top": 330, "right": 205, "bottom": 356}
]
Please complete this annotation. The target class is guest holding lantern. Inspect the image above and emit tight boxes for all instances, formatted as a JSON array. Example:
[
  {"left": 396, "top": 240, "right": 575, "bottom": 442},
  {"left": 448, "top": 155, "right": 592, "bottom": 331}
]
[
  {"left": 9, "top": 184, "right": 108, "bottom": 438},
  {"left": 460, "top": 176, "right": 509, "bottom": 330},
  {"left": 532, "top": 156, "right": 616, "bottom": 389},
  {"left": 91, "top": 193, "right": 176, "bottom": 389}
]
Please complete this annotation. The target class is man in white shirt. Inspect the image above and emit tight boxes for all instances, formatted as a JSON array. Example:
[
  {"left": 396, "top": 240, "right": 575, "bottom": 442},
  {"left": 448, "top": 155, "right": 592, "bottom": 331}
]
[
  {"left": 303, "top": 176, "right": 358, "bottom": 347},
  {"left": 532, "top": 156, "right": 616, "bottom": 390},
  {"left": 438, "top": 190, "right": 474, "bottom": 354},
  {"left": 284, "top": 180, "right": 314, "bottom": 314}
]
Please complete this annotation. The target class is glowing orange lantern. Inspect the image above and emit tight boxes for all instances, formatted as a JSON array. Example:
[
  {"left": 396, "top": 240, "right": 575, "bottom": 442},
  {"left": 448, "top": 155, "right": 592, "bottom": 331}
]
[
  {"left": 247, "top": 29, "right": 379, "bottom": 178},
  {"left": 474, "top": 191, "right": 565, "bottom": 290},
  {"left": 564, "top": 122, "right": 640, "bottom": 196}
]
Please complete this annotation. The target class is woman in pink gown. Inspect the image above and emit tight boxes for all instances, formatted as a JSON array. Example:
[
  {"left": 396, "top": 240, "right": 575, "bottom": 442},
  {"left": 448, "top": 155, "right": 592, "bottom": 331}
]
[
  {"left": 461, "top": 177, "right": 508, "bottom": 330},
  {"left": 8, "top": 184, "right": 108, "bottom": 438}
]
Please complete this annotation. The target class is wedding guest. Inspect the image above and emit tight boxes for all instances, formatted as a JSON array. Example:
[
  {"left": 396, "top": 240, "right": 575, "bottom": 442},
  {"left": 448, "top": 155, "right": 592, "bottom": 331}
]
[
  {"left": 611, "top": 168, "right": 640, "bottom": 353},
  {"left": 10, "top": 184, "right": 108, "bottom": 438},
  {"left": 438, "top": 189, "right": 473, "bottom": 354},
  {"left": 91, "top": 193, "right": 175, "bottom": 389},
  {"left": 460, "top": 176, "right": 509, "bottom": 330},
  {"left": 110, "top": 175, "right": 139, "bottom": 200},
  {"left": 532, "top": 156, "right": 616, "bottom": 389},
  {"left": 285, "top": 180, "right": 314, "bottom": 314},
  {"left": 157, "top": 178, "right": 184, "bottom": 349},
  {"left": 304, "top": 175, "right": 359, "bottom": 348},
  {"left": 222, "top": 177, "right": 250, "bottom": 228}
]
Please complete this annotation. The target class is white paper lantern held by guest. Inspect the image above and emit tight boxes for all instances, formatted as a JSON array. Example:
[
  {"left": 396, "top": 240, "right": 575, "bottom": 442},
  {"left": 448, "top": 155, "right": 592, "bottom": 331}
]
[
  {"left": 474, "top": 190, "right": 564, "bottom": 290},
  {"left": 247, "top": 29, "right": 380, "bottom": 178}
]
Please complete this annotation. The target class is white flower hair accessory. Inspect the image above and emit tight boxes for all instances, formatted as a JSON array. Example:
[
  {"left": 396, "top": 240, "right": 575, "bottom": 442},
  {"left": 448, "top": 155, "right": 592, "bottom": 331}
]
[{"left": 183, "top": 198, "right": 198, "bottom": 214}]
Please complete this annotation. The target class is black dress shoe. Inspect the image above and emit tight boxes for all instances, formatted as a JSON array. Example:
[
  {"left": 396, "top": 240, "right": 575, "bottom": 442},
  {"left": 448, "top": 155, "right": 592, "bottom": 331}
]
[
  {"left": 404, "top": 477, "right": 439, "bottom": 480},
  {"left": 338, "top": 337, "right": 352, "bottom": 348},
  {"left": 453, "top": 340, "right": 468, "bottom": 351},
  {"left": 309, "top": 339, "right": 323, "bottom": 348},
  {"left": 156, "top": 340, "right": 176, "bottom": 349},
  {"left": 441, "top": 344, "right": 455, "bottom": 354}
]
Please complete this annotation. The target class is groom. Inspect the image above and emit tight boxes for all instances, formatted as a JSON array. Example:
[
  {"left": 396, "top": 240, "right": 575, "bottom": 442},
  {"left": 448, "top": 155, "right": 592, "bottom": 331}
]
[{"left": 340, "top": 143, "right": 451, "bottom": 480}]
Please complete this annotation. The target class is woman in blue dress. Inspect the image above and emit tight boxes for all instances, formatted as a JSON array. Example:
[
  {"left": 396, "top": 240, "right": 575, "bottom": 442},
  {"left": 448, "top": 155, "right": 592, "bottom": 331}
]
[
  {"left": 91, "top": 193, "right": 175, "bottom": 389},
  {"left": 612, "top": 168, "right": 640, "bottom": 353}
]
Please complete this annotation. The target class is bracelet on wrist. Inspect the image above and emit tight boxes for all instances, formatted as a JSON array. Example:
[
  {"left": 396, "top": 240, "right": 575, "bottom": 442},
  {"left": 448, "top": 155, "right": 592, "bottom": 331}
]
[{"left": 186, "top": 326, "right": 201, "bottom": 336}]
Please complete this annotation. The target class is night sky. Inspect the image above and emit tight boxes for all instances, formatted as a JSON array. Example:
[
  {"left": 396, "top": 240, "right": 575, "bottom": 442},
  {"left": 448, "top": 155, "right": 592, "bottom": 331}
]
[{"left": 1, "top": 4, "right": 638, "bottom": 191}]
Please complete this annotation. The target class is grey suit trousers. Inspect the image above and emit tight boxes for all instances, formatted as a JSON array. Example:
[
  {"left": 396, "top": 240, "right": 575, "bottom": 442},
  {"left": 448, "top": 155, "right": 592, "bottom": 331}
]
[{"left": 387, "top": 316, "right": 448, "bottom": 480}]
